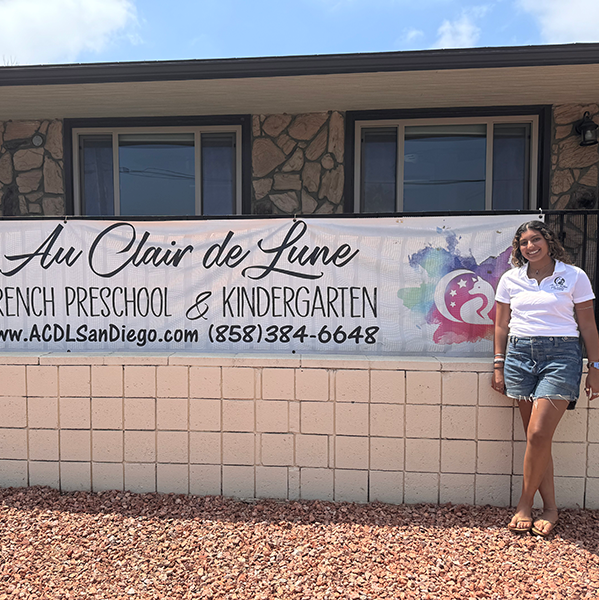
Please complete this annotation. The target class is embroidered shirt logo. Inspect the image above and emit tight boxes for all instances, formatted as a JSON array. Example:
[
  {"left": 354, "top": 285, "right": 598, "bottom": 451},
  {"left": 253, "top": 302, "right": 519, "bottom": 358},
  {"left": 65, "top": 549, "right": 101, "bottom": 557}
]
[{"left": 549, "top": 276, "right": 567, "bottom": 291}]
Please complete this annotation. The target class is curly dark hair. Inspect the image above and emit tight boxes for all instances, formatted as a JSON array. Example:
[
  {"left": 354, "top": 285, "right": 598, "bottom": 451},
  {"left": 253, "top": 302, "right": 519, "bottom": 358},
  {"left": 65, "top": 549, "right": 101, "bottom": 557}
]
[{"left": 511, "top": 220, "right": 568, "bottom": 267}]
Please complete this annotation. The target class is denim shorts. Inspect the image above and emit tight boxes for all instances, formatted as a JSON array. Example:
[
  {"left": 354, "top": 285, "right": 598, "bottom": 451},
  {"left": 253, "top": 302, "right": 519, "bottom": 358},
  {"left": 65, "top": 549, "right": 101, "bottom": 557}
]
[{"left": 504, "top": 336, "right": 582, "bottom": 410}]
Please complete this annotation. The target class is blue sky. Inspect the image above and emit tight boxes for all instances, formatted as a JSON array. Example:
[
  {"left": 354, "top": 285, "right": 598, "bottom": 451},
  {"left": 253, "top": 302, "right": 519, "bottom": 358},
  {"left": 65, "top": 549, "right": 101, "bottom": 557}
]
[{"left": 1, "top": 0, "right": 598, "bottom": 66}]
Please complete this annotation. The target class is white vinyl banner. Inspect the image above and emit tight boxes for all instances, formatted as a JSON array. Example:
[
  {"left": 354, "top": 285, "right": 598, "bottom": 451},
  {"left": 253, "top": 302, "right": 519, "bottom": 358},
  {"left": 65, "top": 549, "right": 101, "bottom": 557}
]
[{"left": 0, "top": 215, "right": 529, "bottom": 356}]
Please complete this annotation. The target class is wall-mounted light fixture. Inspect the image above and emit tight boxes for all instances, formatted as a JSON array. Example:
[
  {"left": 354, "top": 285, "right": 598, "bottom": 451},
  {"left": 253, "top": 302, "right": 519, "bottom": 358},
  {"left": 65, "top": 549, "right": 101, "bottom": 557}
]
[{"left": 575, "top": 111, "right": 598, "bottom": 146}]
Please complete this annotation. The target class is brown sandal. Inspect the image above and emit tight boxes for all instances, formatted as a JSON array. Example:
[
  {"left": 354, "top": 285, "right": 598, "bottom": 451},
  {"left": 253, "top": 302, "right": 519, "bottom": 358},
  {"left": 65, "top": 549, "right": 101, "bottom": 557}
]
[{"left": 508, "top": 518, "right": 533, "bottom": 534}]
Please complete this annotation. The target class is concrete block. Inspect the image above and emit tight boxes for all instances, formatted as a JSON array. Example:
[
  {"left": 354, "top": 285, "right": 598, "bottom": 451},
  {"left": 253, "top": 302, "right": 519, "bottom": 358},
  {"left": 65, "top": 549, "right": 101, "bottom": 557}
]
[
  {"left": 190, "top": 367, "right": 222, "bottom": 399},
  {"left": 59, "top": 397, "right": 90, "bottom": 429},
  {"left": 442, "top": 371, "right": 477, "bottom": 406},
  {"left": 222, "top": 432, "right": 254, "bottom": 465},
  {"left": 370, "top": 437, "right": 403, "bottom": 471},
  {"left": 60, "top": 462, "right": 91, "bottom": 492},
  {"left": 441, "top": 440, "right": 476, "bottom": 474},
  {"left": 28, "top": 397, "right": 58, "bottom": 429},
  {"left": 590, "top": 409, "right": 599, "bottom": 443},
  {"left": 300, "top": 468, "right": 334, "bottom": 501},
  {"left": 289, "top": 402, "right": 300, "bottom": 433},
  {"left": 554, "top": 410, "right": 587, "bottom": 443},
  {"left": 256, "top": 466, "right": 288, "bottom": 499},
  {"left": 478, "top": 372, "right": 514, "bottom": 407},
  {"left": 553, "top": 442, "right": 586, "bottom": 477},
  {"left": 441, "top": 406, "right": 477, "bottom": 440},
  {"left": 190, "top": 399, "right": 221, "bottom": 431},
  {"left": 370, "top": 370, "right": 405, "bottom": 404},
  {"left": 157, "top": 463, "right": 189, "bottom": 494},
  {"left": 554, "top": 476, "right": 585, "bottom": 509},
  {"left": 92, "top": 430, "right": 123, "bottom": 462},
  {"left": 124, "top": 398, "right": 155, "bottom": 430},
  {"left": 92, "top": 462, "right": 124, "bottom": 492},
  {"left": 29, "top": 429, "right": 59, "bottom": 461},
  {"left": 0, "top": 397, "right": 26, "bottom": 428},
  {"left": 369, "top": 470, "right": 403, "bottom": 504},
  {"left": 262, "top": 368, "right": 294, "bottom": 400},
  {"left": 301, "top": 402, "right": 334, "bottom": 435},
  {"left": 157, "top": 431, "right": 188, "bottom": 463},
  {"left": 27, "top": 366, "right": 58, "bottom": 397},
  {"left": 335, "top": 469, "right": 368, "bottom": 502},
  {"left": 157, "top": 398, "right": 188, "bottom": 431},
  {"left": 336, "top": 403, "right": 369, "bottom": 436},
  {"left": 475, "top": 474, "right": 511, "bottom": 506},
  {"left": 58, "top": 366, "right": 91, "bottom": 397},
  {"left": 477, "top": 441, "right": 512, "bottom": 474},
  {"left": 512, "top": 441, "right": 526, "bottom": 475},
  {"left": 288, "top": 466, "right": 300, "bottom": 500},
  {"left": 256, "top": 400, "right": 288, "bottom": 433},
  {"left": 296, "top": 368, "right": 329, "bottom": 401},
  {"left": 295, "top": 434, "right": 328, "bottom": 468},
  {"left": 0, "top": 366, "right": 26, "bottom": 396},
  {"left": 222, "top": 400, "right": 255, "bottom": 432},
  {"left": 124, "top": 430, "right": 155, "bottom": 463},
  {"left": 222, "top": 465, "right": 254, "bottom": 498},
  {"left": 0, "top": 459, "right": 27, "bottom": 487},
  {"left": 404, "top": 472, "right": 439, "bottom": 504},
  {"left": 405, "top": 438, "right": 440, "bottom": 472},
  {"left": 190, "top": 464, "right": 221, "bottom": 496},
  {"left": 370, "top": 404, "right": 404, "bottom": 438},
  {"left": 478, "top": 407, "right": 513, "bottom": 441},
  {"left": 585, "top": 478, "right": 599, "bottom": 509},
  {"left": 336, "top": 370, "right": 369, "bottom": 403},
  {"left": 60, "top": 430, "right": 91, "bottom": 461},
  {"left": 29, "top": 461, "right": 60, "bottom": 488},
  {"left": 91, "top": 397, "right": 123, "bottom": 430},
  {"left": 157, "top": 366, "right": 188, "bottom": 398},
  {"left": 440, "top": 474, "right": 475, "bottom": 505},
  {"left": 335, "top": 436, "right": 368, "bottom": 470},
  {"left": 91, "top": 365, "right": 123, "bottom": 397},
  {"left": 0, "top": 428, "right": 26, "bottom": 460},
  {"left": 222, "top": 367, "right": 254, "bottom": 399},
  {"left": 406, "top": 371, "right": 441, "bottom": 404},
  {"left": 588, "top": 444, "right": 599, "bottom": 478},
  {"left": 124, "top": 366, "right": 156, "bottom": 398},
  {"left": 261, "top": 434, "right": 293, "bottom": 466},
  {"left": 190, "top": 432, "right": 221, "bottom": 464},
  {"left": 405, "top": 404, "right": 440, "bottom": 438},
  {"left": 125, "top": 463, "right": 156, "bottom": 493}
]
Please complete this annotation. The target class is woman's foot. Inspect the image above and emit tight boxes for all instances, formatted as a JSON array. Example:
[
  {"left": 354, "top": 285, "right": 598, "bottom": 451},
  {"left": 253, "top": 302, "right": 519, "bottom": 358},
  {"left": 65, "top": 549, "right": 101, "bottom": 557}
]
[
  {"left": 532, "top": 508, "right": 558, "bottom": 537},
  {"left": 508, "top": 510, "right": 533, "bottom": 533}
]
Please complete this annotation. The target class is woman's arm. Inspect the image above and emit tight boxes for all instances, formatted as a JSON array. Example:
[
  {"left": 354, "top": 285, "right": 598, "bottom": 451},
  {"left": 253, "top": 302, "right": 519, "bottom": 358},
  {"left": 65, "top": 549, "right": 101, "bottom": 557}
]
[
  {"left": 575, "top": 300, "right": 599, "bottom": 402},
  {"left": 492, "top": 301, "right": 511, "bottom": 394}
]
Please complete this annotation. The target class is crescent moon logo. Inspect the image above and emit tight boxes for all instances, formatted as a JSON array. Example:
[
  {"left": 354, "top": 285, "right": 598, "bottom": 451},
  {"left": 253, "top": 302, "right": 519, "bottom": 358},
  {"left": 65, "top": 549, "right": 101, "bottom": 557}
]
[{"left": 434, "top": 269, "right": 495, "bottom": 325}]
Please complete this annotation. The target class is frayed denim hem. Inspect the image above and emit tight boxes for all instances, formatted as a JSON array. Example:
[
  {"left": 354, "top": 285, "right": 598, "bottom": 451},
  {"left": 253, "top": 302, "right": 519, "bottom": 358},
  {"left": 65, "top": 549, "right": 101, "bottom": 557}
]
[{"left": 507, "top": 394, "right": 577, "bottom": 410}]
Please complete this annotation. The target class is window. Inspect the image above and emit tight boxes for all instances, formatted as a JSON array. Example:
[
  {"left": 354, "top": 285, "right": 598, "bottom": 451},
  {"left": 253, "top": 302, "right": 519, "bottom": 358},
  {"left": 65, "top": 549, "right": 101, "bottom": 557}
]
[
  {"left": 354, "top": 115, "right": 538, "bottom": 213},
  {"left": 73, "top": 125, "right": 242, "bottom": 216}
]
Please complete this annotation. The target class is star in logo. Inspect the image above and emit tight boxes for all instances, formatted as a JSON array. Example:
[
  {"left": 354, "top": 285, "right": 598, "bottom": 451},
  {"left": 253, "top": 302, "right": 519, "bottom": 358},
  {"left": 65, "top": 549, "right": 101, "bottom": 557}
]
[{"left": 457, "top": 279, "right": 467, "bottom": 288}]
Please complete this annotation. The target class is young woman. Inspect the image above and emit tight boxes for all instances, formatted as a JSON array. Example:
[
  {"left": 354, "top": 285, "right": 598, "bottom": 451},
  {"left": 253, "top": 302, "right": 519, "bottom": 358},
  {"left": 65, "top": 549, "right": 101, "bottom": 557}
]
[{"left": 492, "top": 220, "right": 599, "bottom": 536}]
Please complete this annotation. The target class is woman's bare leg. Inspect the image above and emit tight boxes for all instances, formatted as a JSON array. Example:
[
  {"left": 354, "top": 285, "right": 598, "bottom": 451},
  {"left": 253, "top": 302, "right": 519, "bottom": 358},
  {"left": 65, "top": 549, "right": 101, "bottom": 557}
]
[{"left": 509, "top": 398, "right": 568, "bottom": 531}]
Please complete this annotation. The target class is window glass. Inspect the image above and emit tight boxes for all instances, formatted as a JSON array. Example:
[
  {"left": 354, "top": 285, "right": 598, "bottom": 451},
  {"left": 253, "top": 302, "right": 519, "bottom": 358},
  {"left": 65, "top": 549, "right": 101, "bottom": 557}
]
[
  {"left": 361, "top": 128, "right": 397, "bottom": 213},
  {"left": 118, "top": 133, "right": 195, "bottom": 216},
  {"left": 79, "top": 135, "right": 114, "bottom": 216},
  {"left": 403, "top": 124, "right": 486, "bottom": 212},
  {"left": 492, "top": 123, "right": 531, "bottom": 210},
  {"left": 201, "top": 133, "right": 236, "bottom": 216}
]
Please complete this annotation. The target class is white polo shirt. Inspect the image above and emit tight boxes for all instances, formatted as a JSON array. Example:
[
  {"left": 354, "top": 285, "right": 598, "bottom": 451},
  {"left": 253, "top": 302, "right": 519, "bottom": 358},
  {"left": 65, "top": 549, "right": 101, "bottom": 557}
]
[{"left": 495, "top": 261, "right": 595, "bottom": 337}]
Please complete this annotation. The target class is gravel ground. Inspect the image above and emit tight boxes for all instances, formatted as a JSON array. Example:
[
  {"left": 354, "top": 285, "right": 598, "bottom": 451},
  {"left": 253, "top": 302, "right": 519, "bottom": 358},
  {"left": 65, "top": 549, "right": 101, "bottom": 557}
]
[{"left": 1, "top": 487, "right": 598, "bottom": 600}]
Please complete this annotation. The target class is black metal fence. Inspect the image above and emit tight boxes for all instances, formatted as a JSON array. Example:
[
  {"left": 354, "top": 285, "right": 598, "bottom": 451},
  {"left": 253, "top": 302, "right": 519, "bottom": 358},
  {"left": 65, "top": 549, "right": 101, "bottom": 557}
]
[{"left": 544, "top": 210, "right": 599, "bottom": 325}]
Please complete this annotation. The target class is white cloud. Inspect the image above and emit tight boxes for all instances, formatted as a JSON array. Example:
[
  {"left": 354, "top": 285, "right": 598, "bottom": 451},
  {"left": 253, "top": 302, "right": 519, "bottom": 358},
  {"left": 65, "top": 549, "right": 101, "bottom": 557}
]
[
  {"left": 403, "top": 28, "right": 425, "bottom": 43},
  {"left": 434, "top": 6, "right": 489, "bottom": 48},
  {"left": 435, "top": 14, "right": 480, "bottom": 48},
  {"left": 0, "top": 0, "right": 138, "bottom": 65},
  {"left": 517, "top": 0, "right": 599, "bottom": 43}
]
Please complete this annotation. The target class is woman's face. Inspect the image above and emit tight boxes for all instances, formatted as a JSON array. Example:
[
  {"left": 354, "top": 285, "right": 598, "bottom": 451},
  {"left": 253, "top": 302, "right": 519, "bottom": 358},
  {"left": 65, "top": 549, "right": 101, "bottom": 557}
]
[{"left": 518, "top": 228, "right": 550, "bottom": 264}]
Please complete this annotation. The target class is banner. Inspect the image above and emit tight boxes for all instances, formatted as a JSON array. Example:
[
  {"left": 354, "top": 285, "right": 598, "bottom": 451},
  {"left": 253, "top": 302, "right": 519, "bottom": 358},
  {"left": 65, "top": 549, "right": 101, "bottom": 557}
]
[{"left": 0, "top": 215, "right": 528, "bottom": 355}]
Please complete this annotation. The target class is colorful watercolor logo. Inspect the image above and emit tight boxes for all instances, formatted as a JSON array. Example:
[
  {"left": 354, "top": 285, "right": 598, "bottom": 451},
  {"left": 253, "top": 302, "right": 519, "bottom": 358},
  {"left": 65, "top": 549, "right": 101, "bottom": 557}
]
[{"left": 398, "top": 231, "right": 512, "bottom": 344}]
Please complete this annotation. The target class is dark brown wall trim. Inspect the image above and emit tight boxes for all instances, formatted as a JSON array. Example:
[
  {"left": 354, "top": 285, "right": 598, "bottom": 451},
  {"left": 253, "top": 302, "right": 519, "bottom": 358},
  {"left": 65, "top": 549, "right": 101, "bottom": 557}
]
[{"left": 2, "top": 43, "right": 599, "bottom": 87}]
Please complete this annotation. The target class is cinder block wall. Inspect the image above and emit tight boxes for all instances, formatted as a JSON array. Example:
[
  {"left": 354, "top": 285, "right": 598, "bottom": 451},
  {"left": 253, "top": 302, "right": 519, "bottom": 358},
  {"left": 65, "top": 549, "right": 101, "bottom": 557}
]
[{"left": 0, "top": 354, "right": 596, "bottom": 508}]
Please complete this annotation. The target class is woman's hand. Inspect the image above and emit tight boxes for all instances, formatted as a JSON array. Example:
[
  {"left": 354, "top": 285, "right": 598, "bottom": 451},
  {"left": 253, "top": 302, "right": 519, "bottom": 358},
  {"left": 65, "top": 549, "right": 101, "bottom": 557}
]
[
  {"left": 492, "top": 367, "right": 506, "bottom": 395},
  {"left": 585, "top": 367, "right": 599, "bottom": 401}
]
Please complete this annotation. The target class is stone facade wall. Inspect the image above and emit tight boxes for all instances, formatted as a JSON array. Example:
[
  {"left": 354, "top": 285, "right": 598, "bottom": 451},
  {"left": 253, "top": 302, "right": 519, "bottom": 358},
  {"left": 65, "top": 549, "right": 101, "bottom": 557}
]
[
  {"left": 251, "top": 112, "right": 345, "bottom": 215},
  {"left": 550, "top": 104, "right": 599, "bottom": 210},
  {"left": 0, "top": 120, "right": 65, "bottom": 217}
]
